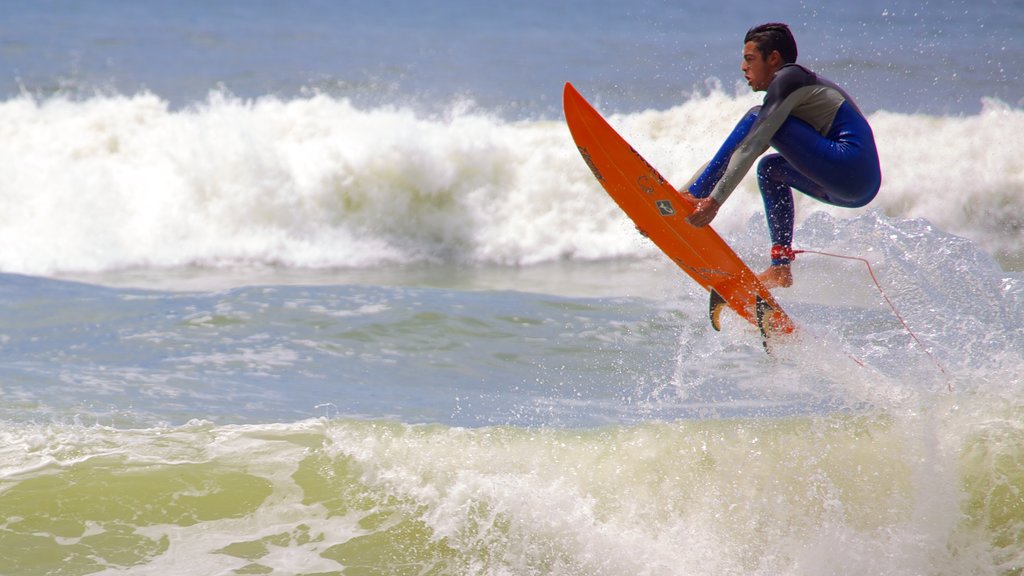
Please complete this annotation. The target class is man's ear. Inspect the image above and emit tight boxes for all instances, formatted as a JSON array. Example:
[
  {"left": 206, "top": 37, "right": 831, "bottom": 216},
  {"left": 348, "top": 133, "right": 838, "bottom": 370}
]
[{"left": 767, "top": 50, "right": 784, "bottom": 68}]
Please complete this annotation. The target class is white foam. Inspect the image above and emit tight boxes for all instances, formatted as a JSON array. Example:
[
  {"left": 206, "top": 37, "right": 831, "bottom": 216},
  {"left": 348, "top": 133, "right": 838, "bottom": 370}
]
[
  {"left": 3, "top": 396, "right": 1023, "bottom": 576},
  {"left": 1, "top": 89, "right": 1021, "bottom": 276}
]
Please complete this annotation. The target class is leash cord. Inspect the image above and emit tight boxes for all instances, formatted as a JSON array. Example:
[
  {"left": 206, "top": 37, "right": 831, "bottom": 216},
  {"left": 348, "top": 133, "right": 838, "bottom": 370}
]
[{"left": 793, "top": 249, "right": 950, "bottom": 386}]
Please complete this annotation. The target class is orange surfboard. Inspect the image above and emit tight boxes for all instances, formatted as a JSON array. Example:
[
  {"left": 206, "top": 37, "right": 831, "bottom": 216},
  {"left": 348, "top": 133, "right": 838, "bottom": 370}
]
[{"left": 563, "top": 82, "right": 795, "bottom": 343}]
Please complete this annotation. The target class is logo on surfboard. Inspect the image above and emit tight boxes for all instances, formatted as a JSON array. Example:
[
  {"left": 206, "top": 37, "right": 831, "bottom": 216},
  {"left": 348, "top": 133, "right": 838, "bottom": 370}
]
[
  {"left": 637, "top": 174, "right": 655, "bottom": 195},
  {"left": 656, "top": 200, "right": 675, "bottom": 216}
]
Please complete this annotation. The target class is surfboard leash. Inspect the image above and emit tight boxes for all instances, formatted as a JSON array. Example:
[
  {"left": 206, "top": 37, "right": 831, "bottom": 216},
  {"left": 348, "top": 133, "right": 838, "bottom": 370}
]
[{"left": 792, "top": 248, "right": 951, "bottom": 389}]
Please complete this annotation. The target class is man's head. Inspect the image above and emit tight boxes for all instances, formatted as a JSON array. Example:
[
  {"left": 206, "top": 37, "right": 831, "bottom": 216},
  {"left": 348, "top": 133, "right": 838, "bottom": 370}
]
[{"left": 742, "top": 23, "right": 797, "bottom": 91}]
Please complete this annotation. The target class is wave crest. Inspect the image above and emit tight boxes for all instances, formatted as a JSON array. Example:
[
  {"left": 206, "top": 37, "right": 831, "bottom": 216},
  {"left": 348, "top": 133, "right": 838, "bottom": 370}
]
[{"left": 1, "top": 89, "right": 1020, "bottom": 274}]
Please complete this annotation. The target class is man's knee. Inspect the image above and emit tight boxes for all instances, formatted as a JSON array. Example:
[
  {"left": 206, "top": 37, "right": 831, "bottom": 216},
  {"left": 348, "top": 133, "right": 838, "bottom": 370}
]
[{"left": 757, "top": 154, "right": 787, "bottom": 187}]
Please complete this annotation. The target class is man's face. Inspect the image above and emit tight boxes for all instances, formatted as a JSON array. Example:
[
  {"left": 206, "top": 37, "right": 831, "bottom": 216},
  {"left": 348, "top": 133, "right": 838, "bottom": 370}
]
[{"left": 742, "top": 41, "right": 779, "bottom": 91}]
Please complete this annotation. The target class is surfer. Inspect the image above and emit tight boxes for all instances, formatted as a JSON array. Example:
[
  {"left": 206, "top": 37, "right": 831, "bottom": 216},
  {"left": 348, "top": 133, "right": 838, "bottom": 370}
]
[{"left": 682, "top": 23, "right": 881, "bottom": 289}]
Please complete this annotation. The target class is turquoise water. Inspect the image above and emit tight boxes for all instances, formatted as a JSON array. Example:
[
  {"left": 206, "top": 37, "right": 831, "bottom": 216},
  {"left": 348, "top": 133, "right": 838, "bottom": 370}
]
[{"left": 5, "top": 413, "right": 1023, "bottom": 576}]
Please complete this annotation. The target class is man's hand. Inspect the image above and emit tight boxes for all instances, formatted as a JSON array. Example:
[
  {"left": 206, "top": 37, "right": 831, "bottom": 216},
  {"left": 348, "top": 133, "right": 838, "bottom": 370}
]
[{"left": 686, "top": 196, "right": 721, "bottom": 227}]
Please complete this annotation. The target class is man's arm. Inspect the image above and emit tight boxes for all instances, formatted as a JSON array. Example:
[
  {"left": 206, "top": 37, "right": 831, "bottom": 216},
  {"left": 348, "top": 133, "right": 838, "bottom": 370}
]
[{"left": 706, "top": 66, "right": 817, "bottom": 207}]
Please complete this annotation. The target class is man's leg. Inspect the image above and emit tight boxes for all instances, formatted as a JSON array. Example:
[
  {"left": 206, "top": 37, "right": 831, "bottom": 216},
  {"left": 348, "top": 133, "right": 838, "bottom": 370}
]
[
  {"left": 755, "top": 105, "right": 881, "bottom": 288},
  {"left": 756, "top": 153, "right": 828, "bottom": 288},
  {"left": 767, "top": 102, "right": 881, "bottom": 206},
  {"left": 757, "top": 153, "right": 828, "bottom": 259}
]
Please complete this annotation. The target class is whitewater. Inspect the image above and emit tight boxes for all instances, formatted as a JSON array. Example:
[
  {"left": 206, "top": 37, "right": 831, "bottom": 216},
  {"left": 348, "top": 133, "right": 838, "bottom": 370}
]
[{"left": 1, "top": 87, "right": 1021, "bottom": 279}]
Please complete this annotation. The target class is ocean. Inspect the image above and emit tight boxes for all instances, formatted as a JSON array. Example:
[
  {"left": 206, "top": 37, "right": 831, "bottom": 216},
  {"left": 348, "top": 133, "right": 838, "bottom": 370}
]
[{"left": 1, "top": 1, "right": 1022, "bottom": 574}]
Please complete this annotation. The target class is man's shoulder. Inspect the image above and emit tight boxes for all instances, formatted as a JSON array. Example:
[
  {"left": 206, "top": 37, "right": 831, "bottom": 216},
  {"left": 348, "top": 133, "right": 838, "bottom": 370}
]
[
  {"left": 773, "top": 64, "right": 817, "bottom": 86},
  {"left": 768, "top": 64, "right": 851, "bottom": 102},
  {"left": 764, "top": 65, "right": 814, "bottom": 105}
]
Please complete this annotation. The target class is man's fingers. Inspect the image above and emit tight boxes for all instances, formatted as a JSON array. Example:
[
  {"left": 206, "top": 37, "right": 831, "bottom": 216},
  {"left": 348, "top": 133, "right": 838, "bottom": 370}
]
[{"left": 686, "top": 212, "right": 709, "bottom": 227}]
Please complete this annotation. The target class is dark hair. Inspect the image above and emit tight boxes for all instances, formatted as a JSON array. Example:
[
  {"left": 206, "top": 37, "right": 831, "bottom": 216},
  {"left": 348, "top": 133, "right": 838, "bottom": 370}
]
[{"left": 745, "top": 23, "right": 798, "bottom": 64}]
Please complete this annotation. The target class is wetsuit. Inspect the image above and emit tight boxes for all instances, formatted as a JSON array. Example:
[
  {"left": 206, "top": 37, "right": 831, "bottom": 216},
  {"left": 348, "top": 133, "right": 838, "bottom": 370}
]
[{"left": 688, "top": 63, "right": 881, "bottom": 266}]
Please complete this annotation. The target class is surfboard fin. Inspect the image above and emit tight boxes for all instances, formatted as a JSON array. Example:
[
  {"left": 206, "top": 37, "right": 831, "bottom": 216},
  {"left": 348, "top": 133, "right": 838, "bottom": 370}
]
[
  {"left": 708, "top": 289, "right": 727, "bottom": 331},
  {"left": 755, "top": 295, "right": 775, "bottom": 353}
]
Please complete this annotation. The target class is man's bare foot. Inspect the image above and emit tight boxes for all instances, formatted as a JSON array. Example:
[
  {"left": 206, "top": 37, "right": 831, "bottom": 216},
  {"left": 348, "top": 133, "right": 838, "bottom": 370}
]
[{"left": 758, "top": 264, "right": 793, "bottom": 289}]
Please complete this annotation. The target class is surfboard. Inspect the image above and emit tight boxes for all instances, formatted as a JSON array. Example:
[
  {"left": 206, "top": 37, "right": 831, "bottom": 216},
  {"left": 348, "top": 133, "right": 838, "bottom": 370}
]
[{"left": 562, "top": 82, "right": 795, "bottom": 344}]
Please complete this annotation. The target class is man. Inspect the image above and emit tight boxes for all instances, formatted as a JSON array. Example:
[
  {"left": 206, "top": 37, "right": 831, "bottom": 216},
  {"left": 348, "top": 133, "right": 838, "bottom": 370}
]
[{"left": 682, "top": 23, "right": 881, "bottom": 288}]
